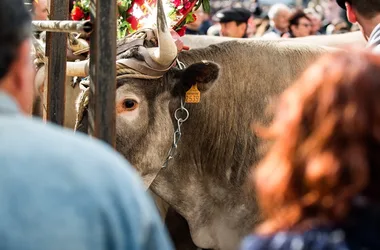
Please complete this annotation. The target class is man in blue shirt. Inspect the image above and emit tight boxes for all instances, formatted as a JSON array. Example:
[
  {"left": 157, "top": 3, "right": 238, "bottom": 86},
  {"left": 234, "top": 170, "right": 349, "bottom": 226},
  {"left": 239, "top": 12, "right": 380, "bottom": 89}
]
[{"left": 0, "top": 0, "right": 174, "bottom": 249}]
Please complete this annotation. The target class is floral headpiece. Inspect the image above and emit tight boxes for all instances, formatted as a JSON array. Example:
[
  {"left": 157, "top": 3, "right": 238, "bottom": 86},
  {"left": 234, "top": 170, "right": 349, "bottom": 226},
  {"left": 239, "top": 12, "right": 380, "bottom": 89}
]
[{"left": 71, "top": 0, "right": 210, "bottom": 38}]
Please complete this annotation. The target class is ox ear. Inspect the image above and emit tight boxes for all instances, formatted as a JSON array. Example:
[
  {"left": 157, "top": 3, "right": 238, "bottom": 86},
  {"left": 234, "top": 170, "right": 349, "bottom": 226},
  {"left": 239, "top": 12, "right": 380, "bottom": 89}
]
[{"left": 179, "top": 60, "right": 220, "bottom": 93}]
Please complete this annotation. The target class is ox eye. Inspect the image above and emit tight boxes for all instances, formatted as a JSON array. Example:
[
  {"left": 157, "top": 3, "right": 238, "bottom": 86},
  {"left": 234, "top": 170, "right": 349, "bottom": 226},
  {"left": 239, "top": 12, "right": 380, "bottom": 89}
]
[{"left": 123, "top": 99, "right": 138, "bottom": 111}]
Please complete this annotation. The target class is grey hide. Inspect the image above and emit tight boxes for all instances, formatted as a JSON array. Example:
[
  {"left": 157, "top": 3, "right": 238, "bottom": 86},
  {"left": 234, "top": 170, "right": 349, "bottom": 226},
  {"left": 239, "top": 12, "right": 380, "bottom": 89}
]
[
  {"left": 112, "top": 40, "right": 331, "bottom": 249},
  {"left": 180, "top": 31, "right": 367, "bottom": 49}
]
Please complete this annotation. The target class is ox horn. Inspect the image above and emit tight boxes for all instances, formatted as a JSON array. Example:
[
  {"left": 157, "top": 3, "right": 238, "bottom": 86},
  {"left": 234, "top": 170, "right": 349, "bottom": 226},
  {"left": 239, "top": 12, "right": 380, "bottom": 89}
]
[
  {"left": 66, "top": 60, "right": 89, "bottom": 77},
  {"left": 147, "top": 0, "right": 178, "bottom": 67}
]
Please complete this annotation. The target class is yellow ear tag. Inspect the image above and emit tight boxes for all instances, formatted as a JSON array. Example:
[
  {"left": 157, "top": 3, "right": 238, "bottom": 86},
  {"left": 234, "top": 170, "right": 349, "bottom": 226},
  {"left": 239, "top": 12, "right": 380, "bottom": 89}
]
[{"left": 185, "top": 84, "right": 201, "bottom": 103}]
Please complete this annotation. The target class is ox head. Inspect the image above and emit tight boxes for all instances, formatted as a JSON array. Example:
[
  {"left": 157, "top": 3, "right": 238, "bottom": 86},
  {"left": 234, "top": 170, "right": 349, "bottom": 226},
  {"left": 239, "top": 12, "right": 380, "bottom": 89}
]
[
  {"left": 72, "top": 0, "right": 221, "bottom": 188},
  {"left": 112, "top": 0, "right": 220, "bottom": 188},
  {"left": 113, "top": 60, "right": 220, "bottom": 188}
]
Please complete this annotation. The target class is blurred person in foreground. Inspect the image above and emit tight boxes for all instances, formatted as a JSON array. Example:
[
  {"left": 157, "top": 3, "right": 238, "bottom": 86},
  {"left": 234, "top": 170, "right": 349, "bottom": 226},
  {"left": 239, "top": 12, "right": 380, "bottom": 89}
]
[
  {"left": 283, "top": 10, "right": 312, "bottom": 38},
  {"left": 0, "top": 0, "right": 174, "bottom": 249},
  {"left": 262, "top": 3, "right": 291, "bottom": 38},
  {"left": 240, "top": 49, "right": 380, "bottom": 250},
  {"left": 212, "top": 7, "right": 252, "bottom": 38},
  {"left": 336, "top": 0, "right": 380, "bottom": 53}
]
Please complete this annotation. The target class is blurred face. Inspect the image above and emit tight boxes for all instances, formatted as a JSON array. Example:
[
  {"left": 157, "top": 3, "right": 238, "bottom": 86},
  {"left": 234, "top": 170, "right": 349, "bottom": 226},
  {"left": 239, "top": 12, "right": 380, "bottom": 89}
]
[
  {"left": 33, "top": 0, "right": 49, "bottom": 20},
  {"left": 273, "top": 9, "right": 291, "bottom": 32},
  {"left": 291, "top": 17, "right": 312, "bottom": 37},
  {"left": 220, "top": 21, "right": 247, "bottom": 38},
  {"left": 186, "top": 10, "right": 205, "bottom": 31},
  {"left": 246, "top": 16, "right": 256, "bottom": 37},
  {"left": 308, "top": 14, "right": 322, "bottom": 34}
]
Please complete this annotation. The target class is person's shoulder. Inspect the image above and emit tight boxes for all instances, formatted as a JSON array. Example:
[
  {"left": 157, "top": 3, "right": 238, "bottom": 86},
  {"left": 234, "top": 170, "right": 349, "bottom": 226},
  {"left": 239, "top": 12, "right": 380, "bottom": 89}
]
[
  {"left": 1, "top": 115, "right": 152, "bottom": 215},
  {"left": 239, "top": 227, "right": 348, "bottom": 250},
  {"left": 12, "top": 116, "right": 115, "bottom": 154},
  {"left": 0, "top": 114, "right": 138, "bottom": 184},
  {"left": 0, "top": 116, "right": 175, "bottom": 249}
]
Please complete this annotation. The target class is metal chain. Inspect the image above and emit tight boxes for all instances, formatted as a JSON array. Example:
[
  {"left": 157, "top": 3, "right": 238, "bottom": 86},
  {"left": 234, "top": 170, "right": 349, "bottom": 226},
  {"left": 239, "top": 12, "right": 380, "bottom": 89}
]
[
  {"left": 162, "top": 59, "right": 188, "bottom": 168},
  {"left": 162, "top": 97, "right": 189, "bottom": 168}
]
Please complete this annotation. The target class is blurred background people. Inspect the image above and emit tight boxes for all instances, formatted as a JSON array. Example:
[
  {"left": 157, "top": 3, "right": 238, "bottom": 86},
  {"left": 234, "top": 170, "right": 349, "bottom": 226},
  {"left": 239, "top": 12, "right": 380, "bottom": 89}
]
[
  {"left": 285, "top": 9, "right": 312, "bottom": 37},
  {"left": 32, "top": 0, "right": 49, "bottom": 20},
  {"left": 241, "top": 49, "right": 380, "bottom": 250},
  {"left": 212, "top": 7, "right": 253, "bottom": 38},
  {"left": 305, "top": 9, "right": 323, "bottom": 35},
  {"left": 262, "top": 3, "right": 291, "bottom": 38},
  {"left": 178, "top": 0, "right": 370, "bottom": 40},
  {"left": 186, "top": 8, "right": 211, "bottom": 35}
]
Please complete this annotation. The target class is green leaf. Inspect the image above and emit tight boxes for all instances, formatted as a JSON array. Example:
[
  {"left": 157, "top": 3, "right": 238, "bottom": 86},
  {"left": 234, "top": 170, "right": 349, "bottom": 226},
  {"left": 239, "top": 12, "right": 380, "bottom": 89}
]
[
  {"left": 168, "top": 8, "right": 177, "bottom": 20},
  {"left": 202, "top": 0, "right": 210, "bottom": 13},
  {"left": 185, "top": 12, "right": 195, "bottom": 24}
]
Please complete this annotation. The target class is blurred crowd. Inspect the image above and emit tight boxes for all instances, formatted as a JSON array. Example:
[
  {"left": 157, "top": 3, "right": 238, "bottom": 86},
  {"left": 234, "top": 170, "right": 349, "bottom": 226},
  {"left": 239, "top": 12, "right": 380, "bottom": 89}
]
[
  {"left": 30, "top": 0, "right": 357, "bottom": 39},
  {"left": 185, "top": 0, "right": 359, "bottom": 38}
]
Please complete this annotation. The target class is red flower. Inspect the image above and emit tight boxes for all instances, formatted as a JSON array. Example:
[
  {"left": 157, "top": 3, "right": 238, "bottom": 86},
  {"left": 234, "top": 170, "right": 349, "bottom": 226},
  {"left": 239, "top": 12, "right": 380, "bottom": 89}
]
[
  {"left": 179, "top": 8, "right": 186, "bottom": 15},
  {"left": 176, "top": 26, "right": 186, "bottom": 36},
  {"left": 71, "top": 6, "right": 85, "bottom": 20},
  {"left": 192, "top": 13, "right": 196, "bottom": 22},
  {"left": 127, "top": 5, "right": 134, "bottom": 13},
  {"left": 171, "top": 0, "right": 181, "bottom": 8},
  {"left": 179, "top": 1, "right": 191, "bottom": 15},
  {"left": 134, "top": 0, "right": 145, "bottom": 6},
  {"left": 127, "top": 15, "right": 138, "bottom": 30},
  {"left": 183, "top": 1, "right": 191, "bottom": 10}
]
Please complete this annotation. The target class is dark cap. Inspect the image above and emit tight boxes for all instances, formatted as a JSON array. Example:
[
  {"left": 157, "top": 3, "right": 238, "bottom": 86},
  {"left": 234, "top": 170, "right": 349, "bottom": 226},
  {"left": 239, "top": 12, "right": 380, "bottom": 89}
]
[
  {"left": 336, "top": 0, "right": 352, "bottom": 10},
  {"left": 213, "top": 8, "right": 252, "bottom": 23}
]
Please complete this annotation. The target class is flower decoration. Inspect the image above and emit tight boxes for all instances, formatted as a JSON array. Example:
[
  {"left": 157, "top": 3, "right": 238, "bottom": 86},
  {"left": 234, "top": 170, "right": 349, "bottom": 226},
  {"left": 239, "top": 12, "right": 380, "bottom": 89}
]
[
  {"left": 71, "top": 0, "right": 90, "bottom": 20},
  {"left": 70, "top": 0, "right": 210, "bottom": 38}
]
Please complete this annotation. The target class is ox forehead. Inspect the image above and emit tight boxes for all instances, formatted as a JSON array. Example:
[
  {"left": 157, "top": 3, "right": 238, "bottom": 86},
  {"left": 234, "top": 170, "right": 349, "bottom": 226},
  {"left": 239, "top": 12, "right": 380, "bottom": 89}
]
[{"left": 85, "top": 40, "right": 330, "bottom": 250}]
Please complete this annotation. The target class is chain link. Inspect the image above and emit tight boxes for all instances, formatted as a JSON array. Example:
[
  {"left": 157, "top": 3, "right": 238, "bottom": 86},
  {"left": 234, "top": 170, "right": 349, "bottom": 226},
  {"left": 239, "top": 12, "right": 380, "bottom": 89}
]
[
  {"left": 161, "top": 59, "right": 188, "bottom": 168},
  {"left": 162, "top": 97, "right": 189, "bottom": 168}
]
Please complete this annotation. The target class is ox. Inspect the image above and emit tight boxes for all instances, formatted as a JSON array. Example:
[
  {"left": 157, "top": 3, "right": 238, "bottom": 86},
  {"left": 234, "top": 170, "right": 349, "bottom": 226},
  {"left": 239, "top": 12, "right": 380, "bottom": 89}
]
[
  {"left": 33, "top": 1, "right": 336, "bottom": 248},
  {"left": 70, "top": 40, "right": 331, "bottom": 250}
]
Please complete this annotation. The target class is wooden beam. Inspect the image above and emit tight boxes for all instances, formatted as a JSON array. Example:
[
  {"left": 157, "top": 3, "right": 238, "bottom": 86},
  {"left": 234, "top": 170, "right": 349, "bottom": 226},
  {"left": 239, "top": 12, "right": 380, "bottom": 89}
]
[
  {"left": 45, "top": 0, "right": 69, "bottom": 125},
  {"left": 88, "top": 0, "right": 117, "bottom": 147}
]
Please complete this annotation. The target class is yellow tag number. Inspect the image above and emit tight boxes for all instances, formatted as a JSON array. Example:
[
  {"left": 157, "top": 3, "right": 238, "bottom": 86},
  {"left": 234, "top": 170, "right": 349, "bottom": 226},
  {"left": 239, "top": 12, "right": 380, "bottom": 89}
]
[{"left": 185, "top": 84, "right": 201, "bottom": 104}]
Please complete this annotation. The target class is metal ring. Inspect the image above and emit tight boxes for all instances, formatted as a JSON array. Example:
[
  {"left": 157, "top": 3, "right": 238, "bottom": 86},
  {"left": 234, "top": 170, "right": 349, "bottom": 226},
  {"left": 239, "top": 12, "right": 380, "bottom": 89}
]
[
  {"left": 174, "top": 107, "right": 189, "bottom": 122},
  {"left": 176, "top": 59, "right": 186, "bottom": 70}
]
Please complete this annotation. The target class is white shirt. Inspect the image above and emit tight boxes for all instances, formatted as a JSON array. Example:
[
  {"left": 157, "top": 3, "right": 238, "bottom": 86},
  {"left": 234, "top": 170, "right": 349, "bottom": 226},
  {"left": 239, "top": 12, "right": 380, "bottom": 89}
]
[{"left": 367, "top": 23, "right": 380, "bottom": 54}]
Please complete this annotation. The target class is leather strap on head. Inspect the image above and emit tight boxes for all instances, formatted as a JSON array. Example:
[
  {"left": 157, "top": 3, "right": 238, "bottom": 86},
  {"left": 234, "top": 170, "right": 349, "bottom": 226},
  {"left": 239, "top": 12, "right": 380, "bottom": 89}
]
[{"left": 116, "top": 28, "right": 178, "bottom": 78}]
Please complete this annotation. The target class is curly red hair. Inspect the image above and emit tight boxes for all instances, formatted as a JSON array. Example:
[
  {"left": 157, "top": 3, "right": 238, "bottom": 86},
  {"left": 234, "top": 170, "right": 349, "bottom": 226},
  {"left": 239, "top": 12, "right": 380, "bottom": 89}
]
[{"left": 253, "top": 49, "right": 380, "bottom": 234}]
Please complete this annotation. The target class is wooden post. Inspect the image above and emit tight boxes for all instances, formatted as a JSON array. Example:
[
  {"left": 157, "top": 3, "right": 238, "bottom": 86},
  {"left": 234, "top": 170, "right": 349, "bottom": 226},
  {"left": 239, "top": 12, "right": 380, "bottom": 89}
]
[
  {"left": 45, "top": 0, "right": 69, "bottom": 125},
  {"left": 88, "top": 0, "right": 117, "bottom": 147}
]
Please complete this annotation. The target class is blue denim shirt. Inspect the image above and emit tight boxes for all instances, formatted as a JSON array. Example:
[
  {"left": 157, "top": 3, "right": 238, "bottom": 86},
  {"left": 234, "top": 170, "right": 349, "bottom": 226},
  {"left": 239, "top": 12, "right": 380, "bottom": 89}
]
[{"left": 0, "top": 91, "right": 173, "bottom": 250}]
